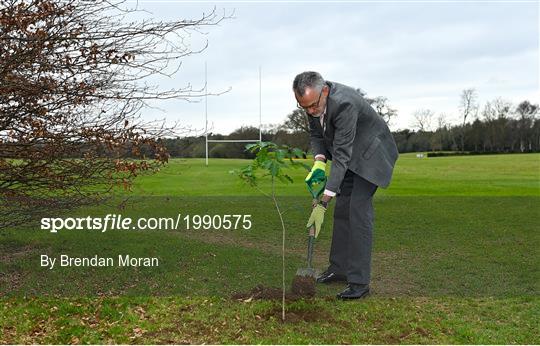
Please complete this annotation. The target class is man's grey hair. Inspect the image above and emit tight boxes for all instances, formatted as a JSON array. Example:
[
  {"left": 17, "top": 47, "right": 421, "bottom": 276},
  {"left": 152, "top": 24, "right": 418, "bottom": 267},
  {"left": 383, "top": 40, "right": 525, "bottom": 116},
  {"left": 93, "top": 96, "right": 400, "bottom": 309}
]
[{"left": 293, "top": 71, "right": 325, "bottom": 96}]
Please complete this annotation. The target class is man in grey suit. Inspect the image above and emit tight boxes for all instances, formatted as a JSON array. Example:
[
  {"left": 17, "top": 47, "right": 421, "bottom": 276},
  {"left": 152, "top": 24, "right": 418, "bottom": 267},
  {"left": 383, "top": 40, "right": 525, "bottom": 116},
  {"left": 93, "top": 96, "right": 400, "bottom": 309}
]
[{"left": 294, "top": 71, "right": 398, "bottom": 299}]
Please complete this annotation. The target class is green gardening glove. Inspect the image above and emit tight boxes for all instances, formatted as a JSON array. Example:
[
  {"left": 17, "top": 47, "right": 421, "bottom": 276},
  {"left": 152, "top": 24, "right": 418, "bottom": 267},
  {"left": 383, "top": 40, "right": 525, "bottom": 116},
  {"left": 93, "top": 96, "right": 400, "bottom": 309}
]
[
  {"left": 305, "top": 160, "right": 326, "bottom": 185},
  {"left": 306, "top": 204, "right": 326, "bottom": 238}
]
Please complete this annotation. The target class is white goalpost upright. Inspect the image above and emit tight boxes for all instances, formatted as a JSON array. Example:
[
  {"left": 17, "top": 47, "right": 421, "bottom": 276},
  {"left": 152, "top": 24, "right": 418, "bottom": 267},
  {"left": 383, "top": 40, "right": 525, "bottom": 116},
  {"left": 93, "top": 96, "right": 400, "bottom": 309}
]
[{"left": 205, "top": 63, "right": 262, "bottom": 166}]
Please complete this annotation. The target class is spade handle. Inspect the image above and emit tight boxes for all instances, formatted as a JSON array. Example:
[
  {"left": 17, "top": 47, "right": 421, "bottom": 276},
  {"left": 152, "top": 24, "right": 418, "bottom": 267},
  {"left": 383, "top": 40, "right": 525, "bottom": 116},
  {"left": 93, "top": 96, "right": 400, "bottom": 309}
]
[{"left": 307, "top": 232, "right": 315, "bottom": 269}]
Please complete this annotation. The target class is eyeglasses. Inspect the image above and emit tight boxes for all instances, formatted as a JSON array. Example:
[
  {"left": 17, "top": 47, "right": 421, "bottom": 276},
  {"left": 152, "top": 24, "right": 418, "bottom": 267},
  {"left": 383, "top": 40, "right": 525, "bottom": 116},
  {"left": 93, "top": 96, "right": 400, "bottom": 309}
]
[{"left": 297, "top": 89, "right": 323, "bottom": 111}]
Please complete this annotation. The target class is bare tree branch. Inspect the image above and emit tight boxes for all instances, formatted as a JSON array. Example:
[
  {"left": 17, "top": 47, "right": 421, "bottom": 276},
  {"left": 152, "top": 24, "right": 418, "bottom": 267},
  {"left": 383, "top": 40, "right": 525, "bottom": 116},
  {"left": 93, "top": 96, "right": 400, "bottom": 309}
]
[{"left": 0, "top": 0, "right": 231, "bottom": 228}]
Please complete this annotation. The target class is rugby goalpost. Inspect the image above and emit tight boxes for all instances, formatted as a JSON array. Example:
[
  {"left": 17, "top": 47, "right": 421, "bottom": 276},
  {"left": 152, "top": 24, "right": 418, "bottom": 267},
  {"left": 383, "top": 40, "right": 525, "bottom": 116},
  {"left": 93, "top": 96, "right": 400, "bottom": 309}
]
[{"left": 204, "top": 62, "right": 262, "bottom": 166}]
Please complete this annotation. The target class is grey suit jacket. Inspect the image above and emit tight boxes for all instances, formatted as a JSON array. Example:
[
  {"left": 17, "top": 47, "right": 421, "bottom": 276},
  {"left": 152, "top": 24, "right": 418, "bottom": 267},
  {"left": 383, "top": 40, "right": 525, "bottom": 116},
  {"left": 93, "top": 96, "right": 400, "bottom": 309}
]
[{"left": 308, "top": 81, "right": 399, "bottom": 192}]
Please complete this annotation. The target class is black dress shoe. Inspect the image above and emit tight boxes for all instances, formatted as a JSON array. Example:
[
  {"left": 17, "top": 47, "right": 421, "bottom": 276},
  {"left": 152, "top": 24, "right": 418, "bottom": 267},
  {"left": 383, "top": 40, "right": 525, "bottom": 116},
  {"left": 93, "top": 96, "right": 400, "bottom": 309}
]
[
  {"left": 337, "top": 284, "right": 370, "bottom": 299},
  {"left": 316, "top": 270, "right": 347, "bottom": 283}
]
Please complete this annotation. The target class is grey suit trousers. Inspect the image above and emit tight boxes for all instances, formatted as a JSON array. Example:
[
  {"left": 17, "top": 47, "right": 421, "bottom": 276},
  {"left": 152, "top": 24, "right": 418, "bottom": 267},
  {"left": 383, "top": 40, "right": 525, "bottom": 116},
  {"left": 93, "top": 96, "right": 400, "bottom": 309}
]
[{"left": 328, "top": 170, "right": 378, "bottom": 285}]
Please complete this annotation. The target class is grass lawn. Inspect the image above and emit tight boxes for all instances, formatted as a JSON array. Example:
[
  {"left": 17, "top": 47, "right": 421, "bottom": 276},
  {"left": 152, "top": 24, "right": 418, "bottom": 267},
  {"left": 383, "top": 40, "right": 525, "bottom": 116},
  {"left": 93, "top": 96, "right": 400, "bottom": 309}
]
[{"left": 1, "top": 153, "right": 539, "bottom": 343}]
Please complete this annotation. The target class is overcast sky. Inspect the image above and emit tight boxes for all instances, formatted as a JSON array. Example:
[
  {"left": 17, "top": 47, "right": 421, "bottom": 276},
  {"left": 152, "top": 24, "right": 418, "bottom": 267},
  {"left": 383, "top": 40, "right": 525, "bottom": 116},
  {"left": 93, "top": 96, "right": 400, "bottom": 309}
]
[{"left": 132, "top": 1, "right": 539, "bottom": 134}]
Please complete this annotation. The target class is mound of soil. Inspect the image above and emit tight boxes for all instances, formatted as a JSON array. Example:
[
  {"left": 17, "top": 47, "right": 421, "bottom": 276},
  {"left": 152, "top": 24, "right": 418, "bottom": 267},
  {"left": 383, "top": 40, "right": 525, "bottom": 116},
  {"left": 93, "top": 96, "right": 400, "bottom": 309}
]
[
  {"left": 290, "top": 275, "right": 316, "bottom": 297},
  {"left": 231, "top": 282, "right": 333, "bottom": 324},
  {"left": 231, "top": 281, "right": 316, "bottom": 302}
]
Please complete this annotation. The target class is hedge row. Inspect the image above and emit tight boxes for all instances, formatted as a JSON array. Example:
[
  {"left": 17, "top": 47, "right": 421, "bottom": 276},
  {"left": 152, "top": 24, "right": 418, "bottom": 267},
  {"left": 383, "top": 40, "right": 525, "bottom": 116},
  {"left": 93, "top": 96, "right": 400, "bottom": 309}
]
[{"left": 426, "top": 151, "right": 539, "bottom": 157}]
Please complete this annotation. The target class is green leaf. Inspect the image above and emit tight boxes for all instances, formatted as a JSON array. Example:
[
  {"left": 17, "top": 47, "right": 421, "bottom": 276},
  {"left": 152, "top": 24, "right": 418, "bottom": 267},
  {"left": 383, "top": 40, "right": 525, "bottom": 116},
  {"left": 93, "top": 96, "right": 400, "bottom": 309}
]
[
  {"left": 268, "top": 160, "right": 280, "bottom": 177},
  {"left": 244, "top": 144, "right": 259, "bottom": 154},
  {"left": 275, "top": 149, "right": 285, "bottom": 161},
  {"left": 277, "top": 174, "right": 293, "bottom": 184},
  {"left": 238, "top": 141, "right": 308, "bottom": 188},
  {"left": 291, "top": 148, "right": 304, "bottom": 158}
]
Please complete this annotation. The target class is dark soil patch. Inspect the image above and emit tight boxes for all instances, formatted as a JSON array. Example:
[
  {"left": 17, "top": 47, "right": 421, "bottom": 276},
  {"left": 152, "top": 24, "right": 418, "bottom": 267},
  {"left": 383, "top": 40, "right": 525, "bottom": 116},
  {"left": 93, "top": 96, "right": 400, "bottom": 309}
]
[{"left": 290, "top": 275, "right": 316, "bottom": 297}]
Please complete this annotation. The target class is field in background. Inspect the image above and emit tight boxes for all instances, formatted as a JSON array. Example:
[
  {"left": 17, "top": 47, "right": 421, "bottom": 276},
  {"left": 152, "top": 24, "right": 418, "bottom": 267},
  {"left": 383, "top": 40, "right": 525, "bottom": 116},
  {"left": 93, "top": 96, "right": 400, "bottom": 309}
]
[
  {"left": 1, "top": 153, "right": 539, "bottom": 343},
  {"left": 128, "top": 152, "right": 540, "bottom": 196}
]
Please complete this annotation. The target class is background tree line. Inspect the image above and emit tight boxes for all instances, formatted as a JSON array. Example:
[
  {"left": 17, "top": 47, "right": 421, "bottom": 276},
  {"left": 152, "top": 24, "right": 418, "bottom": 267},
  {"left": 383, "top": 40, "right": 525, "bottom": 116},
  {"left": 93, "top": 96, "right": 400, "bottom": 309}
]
[{"left": 159, "top": 91, "right": 539, "bottom": 159}]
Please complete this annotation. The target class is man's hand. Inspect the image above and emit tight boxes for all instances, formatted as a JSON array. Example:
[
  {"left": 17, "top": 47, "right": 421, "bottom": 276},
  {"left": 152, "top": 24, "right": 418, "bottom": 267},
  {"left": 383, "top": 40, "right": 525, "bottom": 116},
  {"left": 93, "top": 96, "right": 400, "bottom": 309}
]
[
  {"left": 305, "top": 160, "right": 326, "bottom": 185},
  {"left": 306, "top": 203, "right": 327, "bottom": 238}
]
